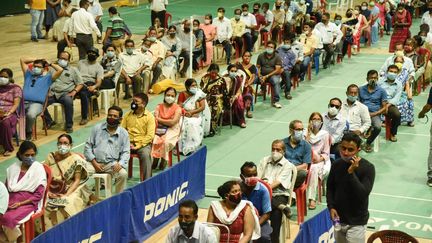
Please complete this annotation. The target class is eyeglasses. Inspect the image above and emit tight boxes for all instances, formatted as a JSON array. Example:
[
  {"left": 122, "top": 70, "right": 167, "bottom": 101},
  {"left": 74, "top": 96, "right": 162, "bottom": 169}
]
[
  {"left": 31, "top": 79, "right": 36, "bottom": 87},
  {"left": 329, "top": 104, "right": 340, "bottom": 109}
]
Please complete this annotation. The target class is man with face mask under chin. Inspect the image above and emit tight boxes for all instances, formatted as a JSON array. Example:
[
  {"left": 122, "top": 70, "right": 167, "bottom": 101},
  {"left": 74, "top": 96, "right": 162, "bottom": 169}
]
[
  {"left": 166, "top": 200, "right": 217, "bottom": 242},
  {"left": 257, "top": 140, "right": 296, "bottom": 243}
]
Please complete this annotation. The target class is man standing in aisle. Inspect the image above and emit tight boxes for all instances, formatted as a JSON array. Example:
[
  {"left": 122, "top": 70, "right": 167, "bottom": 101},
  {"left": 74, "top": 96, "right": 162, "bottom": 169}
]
[
  {"left": 71, "top": 0, "right": 102, "bottom": 59},
  {"left": 150, "top": 0, "right": 168, "bottom": 28},
  {"left": 327, "top": 132, "right": 375, "bottom": 243},
  {"left": 418, "top": 86, "right": 432, "bottom": 187},
  {"left": 29, "top": 0, "right": 46, "bottom": 42},
  {"left": 87, "top": 0, "right": 104, "bottom": 44}
]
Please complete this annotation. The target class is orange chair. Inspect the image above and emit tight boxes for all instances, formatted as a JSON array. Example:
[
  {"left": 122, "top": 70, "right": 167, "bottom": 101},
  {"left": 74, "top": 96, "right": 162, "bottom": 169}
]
[
  {"left": 164, "top": 12, "right": 172, "bottom": 28},
  {"left": 32, "top": 94, "right": 50, "bottom": 140},
  {"left": 367, "top": 230, "right": 418, "bottom": 243},
  {"left": 254, "top": 82, "right": 273, "bottom": 103},
  {"left": 294, "top": 165, "right": 311, "bottom": 224},
  {"left": 384, "top": 116, "right": 391, "bottom": 140},
  {"left": 291, "top": 75, "right": 300, "bottom": 90},
  {"left": 261, "top": 31, "right": 271, "bottom": 47},
  {"left": 257, "top": 178, "right": 273, "bottom": 198},
  {"left": 128, "top": 152, "right": 145, "bottom": 181},
  {"left": 18, "top": 164, "right": 52, "bottom": 243}
]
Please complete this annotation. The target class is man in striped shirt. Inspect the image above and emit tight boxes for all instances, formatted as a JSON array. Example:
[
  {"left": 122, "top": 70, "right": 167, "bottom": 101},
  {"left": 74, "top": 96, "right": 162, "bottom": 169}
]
[{"left": 103, "top": 7, "right": 129, "bottom": 53}]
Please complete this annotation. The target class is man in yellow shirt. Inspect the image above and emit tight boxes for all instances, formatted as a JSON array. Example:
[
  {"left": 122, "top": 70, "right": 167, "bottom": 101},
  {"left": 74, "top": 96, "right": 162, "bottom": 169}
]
[
  {"left": 121, "top": 92, "right": 156, "bottom": 181},
  {"left": 299, "top": 22, "right": 318, "bottom": 81},
  {"left": 30, "top": 0, "right": 47, "bottom": 42},
  {"left": 231, "top": 9, "right": 246, "bottom": 57}
]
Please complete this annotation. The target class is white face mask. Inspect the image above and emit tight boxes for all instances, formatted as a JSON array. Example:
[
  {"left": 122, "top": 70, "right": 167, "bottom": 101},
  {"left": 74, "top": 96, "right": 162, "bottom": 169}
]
[
  {"left": 58, "top": 144, "right": 71, "bottom": 155},
  {"left": 271, "top": 151, "right": 284, "bottom": 161},
  {"left": 328, "top": 106, "right": 339, "bottom": 116},
  {"left": 189, "top": 87, "right": 197, "bottom": 94},
  {"left": 0, "top": 77, "right": 9, "bottom": 86},
  {"left": 165, "top": 96, "right": 175, "bottom": 104}
]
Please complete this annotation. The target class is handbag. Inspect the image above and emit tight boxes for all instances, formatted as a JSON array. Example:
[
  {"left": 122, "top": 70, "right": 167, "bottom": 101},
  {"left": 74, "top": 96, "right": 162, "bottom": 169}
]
[
  {"left": 49, "top": 152, "right": 68, "bottom": 195},
  {"left": 155, "top": 124, "right": 169, "bottom": 136}
]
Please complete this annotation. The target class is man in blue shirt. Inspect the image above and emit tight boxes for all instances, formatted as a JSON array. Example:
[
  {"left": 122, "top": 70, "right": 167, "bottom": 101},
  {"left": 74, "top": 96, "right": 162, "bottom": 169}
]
[
  {"left": 418, "top": 87, "right": 432, "bottom": 187},
  {"left": 240, "top": 162, "right": 272, "bottom": 243},
  {"left": 359, "top": 70, "right": 388, "bottom": 152},
  {"left": 283, "top": 120, "right": 311, "bottom": 188},
  {"left": 20, "top": 57, "right": 63, "bottom": 140},
  {"left": 84, "top": 105, "right": 130, "bottom": 193},
  {"left": 276, "top": 34, "right": 297, "bottom": 100},
  {"left": 378, "top": 65, "right": 402, "bottom": 142}
]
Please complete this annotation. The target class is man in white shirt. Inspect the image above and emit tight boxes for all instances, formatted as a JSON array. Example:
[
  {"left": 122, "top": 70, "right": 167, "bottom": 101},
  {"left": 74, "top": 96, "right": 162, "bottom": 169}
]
[
  {"left": 57, "top": 8, "right": 78, "bottom": 57},
  {"left": 262, "top": 2, "right": 274, "bottom": 32},
  {"left": 379, "top": 45, "right": 415, "bottom": 81},
  {"left": 258, "top": 139, "right": 296, "bottom": 243},
  {"left": 147, "top": 27, "right": 165, "bottom": 87},
  {"left": 87, "top": 0, "right": 103, "bottom": 43},
  {"left": 421, "top": 1, "right": 432, "bottom": 33},
  {"left": 240, "top": 3, "right": 258, "bottom": 52},
  {"left": 322, "top": 97, "right": 347, "bottom": 160},
  {"left": 119, "top": 39, "right": 150, "bottom": 99},
  {"left": 71, "top": 0, "right": 102, "bottom": 59},
  {"left": 140, "top": 38, "right": 155, "bottom": 93},
  {"left": 150, "top": 0, "right": 168, "bottom": 28},
  {"left": 213, "top": 7, "right": 233, "bottom": 65},
  {"left": 314, "top": 12, "right": 342, "bottom": 69},
  {"left": 166, "top": 200, "right": 217, "bottom": 243},
  {"left": 340, "top": 84, "right": 371, "bottom": 136}
]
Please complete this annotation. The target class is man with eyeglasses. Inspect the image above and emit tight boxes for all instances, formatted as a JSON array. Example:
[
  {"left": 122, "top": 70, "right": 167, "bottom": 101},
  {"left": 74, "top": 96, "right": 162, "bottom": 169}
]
[
  {"left": 20, "top": 57, "right": 64, "bottom": 140},
  {"left": 322, "top": 97, "right": 348, "bottom": 161}
]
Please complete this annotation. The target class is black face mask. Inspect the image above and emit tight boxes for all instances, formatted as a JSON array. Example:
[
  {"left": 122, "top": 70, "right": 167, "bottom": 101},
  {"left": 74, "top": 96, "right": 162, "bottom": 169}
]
[
  {"left": 429, "top": 7, "right": 432, "bottom": 12},
  {"left": 179, "top": 221, "right": 195, "bottom": 232},
  {"left": 169, "top": 33, "right": 176, "bottom": 38},
  {"left": 184, "top": 27, "right": 191, "bottom": 33},
  {"left": 106, "top": 117, "right": 120, "bottom": 127},
  {"left": 88, "top": 54, "right": 97, "bottom": 62},
  {"left": 346, "top": 12, "right": 353, "bottom": 18},
  {"left": 131, "top": 102, "right": 138, "bottom": 111},
  {"left": 253, "top": 8, "right": 259, "bottom": 13}
]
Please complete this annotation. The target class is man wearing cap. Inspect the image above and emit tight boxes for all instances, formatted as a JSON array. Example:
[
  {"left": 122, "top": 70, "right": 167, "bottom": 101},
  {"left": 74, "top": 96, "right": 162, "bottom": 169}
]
[
  {"left": 78, "top": 47, "right": 104, "bottom": 125},
  {"left": 71, "top": 0, "right": 102, "bottom": 59}
]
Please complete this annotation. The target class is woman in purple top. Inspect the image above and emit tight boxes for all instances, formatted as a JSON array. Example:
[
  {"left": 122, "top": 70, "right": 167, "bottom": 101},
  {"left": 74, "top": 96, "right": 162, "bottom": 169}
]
[
  {"left": 0, "top": 68, "right": 24, "bottom": 156},
  {"left": 0, "top": 141, "right": 47, "bottom": 242}
]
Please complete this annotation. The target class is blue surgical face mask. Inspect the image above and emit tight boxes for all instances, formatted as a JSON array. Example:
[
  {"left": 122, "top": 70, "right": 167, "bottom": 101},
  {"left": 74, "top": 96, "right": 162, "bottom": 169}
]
[
  {"left": 347, "top": 95, "right": 358, "bottom": 102},
  {"left": 33, "top": 67, "right": 42, "bottom": 76},
  {"left": 387, "top": 72, "right": 397, "bottom": 81},
  {"left": 21, "top": 156, "right": 35, "bottom": 166},
  {"left": 148, "top": 36, "right": 157, "bottom": 42},
  {"left": 58, "top": 59, "right": 68, "bottom": 68},
  {"left": 106, "top": 51, "right": 115, "bottom": 58},
  {"left": 189, "top": 87, "right": 197, "bottom": 94},
  {"left": 282, "top": 44, "right": 291, "bottom": 50},
  {"left": 126, "top": 48, "right": 134, "bottom": 55},
  {"left": 265, "top": 48, "right": 274, "bottom": 55},
  {"left": 335, "top": 19, "right": 341, "bottom": 25},
  {"left": 293, "top": 130, "right": 303, "bottom": 142},
  {"left": 229, "top": 72, "right": 237, "bottom": 78}
]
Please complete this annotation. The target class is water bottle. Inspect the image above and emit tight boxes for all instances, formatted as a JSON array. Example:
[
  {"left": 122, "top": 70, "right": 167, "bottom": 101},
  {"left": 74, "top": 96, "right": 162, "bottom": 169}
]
[{"left": 333, "top": 218, "right": 341, "bottom": 231}]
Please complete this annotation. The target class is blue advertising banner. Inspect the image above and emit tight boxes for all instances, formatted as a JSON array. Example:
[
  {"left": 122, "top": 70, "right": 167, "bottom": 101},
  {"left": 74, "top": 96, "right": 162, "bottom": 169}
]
[
  {"left": 294, "top": 209, "right": 335, "bottom": 243},
  {"left": 127, "top": 146, "right": 207, "bottom": 242},
  {"left": 32, "top": 191, "right": 132, "bottom": 243}
]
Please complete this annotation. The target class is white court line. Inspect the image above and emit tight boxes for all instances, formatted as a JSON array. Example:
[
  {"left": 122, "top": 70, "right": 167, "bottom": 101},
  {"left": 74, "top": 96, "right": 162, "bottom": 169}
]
[
  {"left": 247, "top": 118, "right": 430, "bottom": 137},
  {"left": 205, "top": 187, "right": 432, "bottom": 219},
  {"left": 206, "top": 173, "right": 432, "bottom": 202}
]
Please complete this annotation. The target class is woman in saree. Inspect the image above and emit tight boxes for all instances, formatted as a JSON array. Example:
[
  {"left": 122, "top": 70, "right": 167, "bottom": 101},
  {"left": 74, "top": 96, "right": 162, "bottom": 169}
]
[
  {"left": 352, "top": 6, "right": 369, "bottom": 54},
  {"left": 44, "top": 134, "right": 93, "bottom": 229},
  {"left": 200, "top": 14, "right": 217, "bottom": 67},
  {"left": 0, "top": 141, "right": 46, "bottom": 242},
  {"left": 177, "top": 79, "right": 211, "bottom": 155},
  {"left": 223, "top": 64, "right": 246, "bottom": 128},
  {"left": 394, "top": 56, "right": 415, "bottom": 126},
  {"left": 152, "top": 87, "right": 182, "bottom": 170},
  {"left": 200, "top": 64, "right": 229, "bottom": 136},
  {"left": 304, "top": 112, "right": 331, "bottom": 210},
  {"left": 389, "top": 4, "right": 412, "bottom": 52},
  {"left": 0, "top": 68, "right": 24, "bottom": 157},
  {"left": 236, "top": 51, "right": 257, "bottom": 118}
]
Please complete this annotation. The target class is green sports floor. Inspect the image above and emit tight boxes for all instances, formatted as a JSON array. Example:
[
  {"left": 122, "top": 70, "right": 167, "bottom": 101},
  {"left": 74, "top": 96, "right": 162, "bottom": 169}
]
[{"left": 1, "top": 0, "right": 432, "bottom": 240}]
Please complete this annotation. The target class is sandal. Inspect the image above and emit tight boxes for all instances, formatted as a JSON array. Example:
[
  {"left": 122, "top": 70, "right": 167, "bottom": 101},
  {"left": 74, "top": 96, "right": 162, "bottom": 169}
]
[
  {"left": 3, "top": 151, "right": 12, "bottom": 157},
  {"left": 390, "top": 135, "right": 397, "bottom": 142},
  {"left": 246, "top": 111, "right": 253, "bottom": 118},
  {"left": 240, "top": 123, "right": 247, "bottom": 128}
]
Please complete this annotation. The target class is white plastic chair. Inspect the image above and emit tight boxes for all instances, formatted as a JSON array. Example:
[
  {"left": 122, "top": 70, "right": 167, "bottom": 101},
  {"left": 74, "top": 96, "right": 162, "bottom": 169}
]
[
  {"left": 280, "top": 164, "right": 297, "bottom": 241},
  {"left": 52, "top": 102, "right": 65, "bottom": 124},
  {"left": 202, "top": 222, "right": 230, "bottom": 243},
  {"left": 93, "top": 173, "right": 113, "bottom": 199}
]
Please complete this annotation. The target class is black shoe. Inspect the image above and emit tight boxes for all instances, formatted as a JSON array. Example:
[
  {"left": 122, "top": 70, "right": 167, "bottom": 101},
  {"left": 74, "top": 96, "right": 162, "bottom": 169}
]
[
  {"left": 46, "top": 121, "right": 57, "bottom": 129},
  {"left": 123, "top": 94, "right": 132, "bottom": 100},
  {"left": 285, "top": 93, "right": 292, "bottom": 100},
  {"left": 180, "top": 72, "right": 186, "bottom": 78},
  {"left": 323, "top": 65, "right": 328, "bottom": 69},
  {"left": 31, "top": 38, "right": 38, "bottom": 42},
  {"left": 278, "top": 205, "right": 292, "bottom": 218},
  {"left": 290, "top": 198, "right": 296, "bottom": 207},
  {"left": 66, "top": 128, "right": 73, "bottom": 133},
  {"left": 427, "top": 178, "right": 432, "bottom": 187}
]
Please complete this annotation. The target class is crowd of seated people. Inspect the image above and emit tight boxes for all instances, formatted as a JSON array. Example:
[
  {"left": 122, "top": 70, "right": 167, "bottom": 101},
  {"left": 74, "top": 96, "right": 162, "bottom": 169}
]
[{"left": 1, "top": 0, "right": 432, "bottom": 241}]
